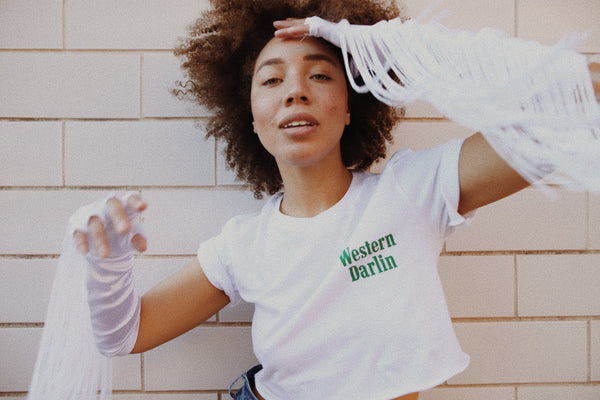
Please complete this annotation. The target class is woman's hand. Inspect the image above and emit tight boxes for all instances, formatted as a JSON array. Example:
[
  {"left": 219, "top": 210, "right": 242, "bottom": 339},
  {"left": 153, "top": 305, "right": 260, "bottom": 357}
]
[
  {"left": 273, "top": 18, "right": 309, "bottom": 38},
  {"left": 72, "top": 194, "right": 147, "bottom": 259}
]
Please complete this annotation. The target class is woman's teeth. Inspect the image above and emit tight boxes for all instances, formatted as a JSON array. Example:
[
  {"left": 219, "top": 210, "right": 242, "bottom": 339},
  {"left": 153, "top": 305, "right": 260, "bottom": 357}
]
[{"left": 283, "top": 121, "right": 313, "bottom": 128}]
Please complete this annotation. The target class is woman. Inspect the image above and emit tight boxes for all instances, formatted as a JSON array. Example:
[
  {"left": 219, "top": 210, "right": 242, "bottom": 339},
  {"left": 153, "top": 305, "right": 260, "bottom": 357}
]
[{"left": 71, "top": 0, "right": 599, "bottom": 399}]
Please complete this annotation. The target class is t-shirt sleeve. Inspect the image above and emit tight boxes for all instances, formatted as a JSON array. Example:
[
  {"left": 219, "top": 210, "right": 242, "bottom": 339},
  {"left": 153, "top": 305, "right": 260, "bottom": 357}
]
[
  {"left": 388, "top": 138, "right": 475, "bottom": 238},
  {"left": 197, "top": 220, "right": 242, "bottom": 306}
]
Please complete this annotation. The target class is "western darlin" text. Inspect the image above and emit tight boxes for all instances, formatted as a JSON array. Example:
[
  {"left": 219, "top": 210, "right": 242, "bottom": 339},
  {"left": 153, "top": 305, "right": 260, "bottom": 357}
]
[{"left": 339, "top": 234, "right": 398, "bottom": 282}]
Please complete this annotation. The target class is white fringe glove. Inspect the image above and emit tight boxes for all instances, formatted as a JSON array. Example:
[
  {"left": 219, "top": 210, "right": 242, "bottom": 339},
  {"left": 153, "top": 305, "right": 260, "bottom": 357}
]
[
  {"left": 305, "top": 16, "right": 600, "bottom": 193},
  {"left": 306, "top": 16, "right": 381, "bottom": 79},
  {"left": 28, "top": 193, "right": 144, "bottom": 400},
  {"left": 69, "top": 193, "right": 144, "bottom": 357}
]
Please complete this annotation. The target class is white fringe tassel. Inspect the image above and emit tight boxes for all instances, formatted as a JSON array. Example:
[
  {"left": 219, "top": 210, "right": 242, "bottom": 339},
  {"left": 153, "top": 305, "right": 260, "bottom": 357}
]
[
  {"left": 337, "top": 19, "right": 600, "bottom": 191},
  {"left": 27, "top": 232, "right": 112, "bottom": 400}
]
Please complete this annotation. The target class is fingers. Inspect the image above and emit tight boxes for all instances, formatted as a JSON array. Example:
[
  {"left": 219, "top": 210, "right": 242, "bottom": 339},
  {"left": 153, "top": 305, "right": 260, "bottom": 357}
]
[
  {"left": 73, "top": 193, "right": 148, "bottom": 257},
  {"left": 126, "top": 194, "right": 147, "bottom": 213},
  {"left": 107, "top": 197, "right": 130, "bottom": 234},
  {"left": 131, "top": 233, "right": 147, "bottom": 253},
  {"left": 273, "top": 18, "right": 309, "bottom": 38},
  {"left": 74, "top": 217, "right": 108, "bottom": 257},
  {"left": 73, "top": 230, "right": 89, "bottom": 254},
  {"left": 88, "top": 216, "right": 110, "bottom": 258},
  {"left": 106, "top": 195, "right": 147, "bottom": 234}
]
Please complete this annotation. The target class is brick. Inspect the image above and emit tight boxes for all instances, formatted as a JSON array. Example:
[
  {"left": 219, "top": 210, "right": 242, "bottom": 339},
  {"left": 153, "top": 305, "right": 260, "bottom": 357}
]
[
  {"left": 0, "top": 0, "right": 62, "bottom": 49},
  {"left": 0, "top": 259, "right": 56, "bottom": 323},
  {"left": 140, "top": 189, "right": 266, "bottom": 255},
  {"left": 592, "top": 321, "right": 600, "bottom": 381},
  {"left": 0, "top": 328, "right": 42, "bottom": 391},
  {"left": 113, "top": 354, "right": 142, "bottom": 390},
  {"left": 420, "top": 386, "right": 515, "bottom": 400},
  {"left": 371, "top": 121, "right": 471, "bottom": 173},
  {"left": 452, "top": 321, "right": 588, "bottom": 384},
  {"left": 518, "top": 385, "right": 600, "bottom": 400},
  {"left": 220, "top": 301, "right": 255, "bottom": 323},
  {"left": 0, "top": 121, "right": 63, "bottom": 186},
  {"left": 0, "top": 190, "right": 114, "bottom": 255},
  {"left": 446, "top": 189, "right": 587, "bottom": 251},
  {"left": 0, "top": 52, "right": 139, "bottom": 118},
  {"left": 517, "top": 0, "right": 600, "bottom": 53},
  {"left": 65, "top": 0, "right": 210, "bottom": 49},
  {"left": 143, "top": 326, "right": 257, "bottom": 390},
  {"left": 589, "top": 194, "right": 600, "bottom": 250},
  {"left": 403, "top": 0, "right": 515, "bottom": 35},
  {"left": 517, "top": 254, "right": 600, "bottom": 316},
  {"left": 439, "top": 255, "right": 514, "bottom": 318},
  {"left": 65, "top": 120, "right": 215, "bottom": 186},
  {"left": 142, "top": 53, "right": 211, "bottom": 118}
]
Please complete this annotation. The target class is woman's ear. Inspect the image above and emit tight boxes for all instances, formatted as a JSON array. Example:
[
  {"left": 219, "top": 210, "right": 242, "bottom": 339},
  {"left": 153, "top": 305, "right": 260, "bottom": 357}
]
[
  {"left": 345, "top": 110, "right": 351, "bottom": 126},
  {"left": 252, "top": 121, "right": 257, "bottom": 134}
]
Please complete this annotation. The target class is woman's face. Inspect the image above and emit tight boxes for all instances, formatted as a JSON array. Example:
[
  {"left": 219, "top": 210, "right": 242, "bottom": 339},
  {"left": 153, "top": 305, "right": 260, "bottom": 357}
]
[{"left": 250, "top": 36, "right": 350, "bottom": 170}]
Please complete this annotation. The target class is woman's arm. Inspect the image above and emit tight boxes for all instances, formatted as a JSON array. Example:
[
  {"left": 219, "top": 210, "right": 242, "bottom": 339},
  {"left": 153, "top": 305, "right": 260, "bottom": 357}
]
[
  {"left": 74, "top": 194, "right": 230, "bottom": 355},
  {"left": 457, "top": 132, "right": 529, "bottom": 215},
  {"left": 131, "top": 257, "right": 230, "bottom": 354}
]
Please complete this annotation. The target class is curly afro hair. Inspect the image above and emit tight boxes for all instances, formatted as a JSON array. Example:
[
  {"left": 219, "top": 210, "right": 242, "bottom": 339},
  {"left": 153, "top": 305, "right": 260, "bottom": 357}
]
[{"left": 175, "top": 0, "right": 404, "bottom": 198}]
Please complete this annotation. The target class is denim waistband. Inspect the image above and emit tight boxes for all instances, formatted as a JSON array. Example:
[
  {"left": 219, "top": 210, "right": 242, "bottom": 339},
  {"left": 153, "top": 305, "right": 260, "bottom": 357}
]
[{"left": 229, "top": 364, "right": 263, "bottom": 399}]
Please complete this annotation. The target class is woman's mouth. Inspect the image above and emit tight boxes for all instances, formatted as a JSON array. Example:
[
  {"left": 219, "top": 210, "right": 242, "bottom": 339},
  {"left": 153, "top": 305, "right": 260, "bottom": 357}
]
[
  {"left": 279, "top": 114, "right": 319, "bottom": 136},
  {"left": 279, "top": 113, "right": 319, "bottom": 129},
  {"left": 281, "top": 120, "right": 314, "bottom": 129}
]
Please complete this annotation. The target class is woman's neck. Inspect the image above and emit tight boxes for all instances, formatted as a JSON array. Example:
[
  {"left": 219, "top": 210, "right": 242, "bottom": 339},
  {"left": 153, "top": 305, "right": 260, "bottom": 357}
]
[{"left": 278, "top": 161, "right": 353, "bottom": 218}]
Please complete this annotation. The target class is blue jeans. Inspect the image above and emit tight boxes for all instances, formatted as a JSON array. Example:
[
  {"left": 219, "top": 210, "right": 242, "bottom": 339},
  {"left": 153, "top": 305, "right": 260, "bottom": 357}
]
[{"left": 229, "top": 364, "right": 263, "bottom": 399}]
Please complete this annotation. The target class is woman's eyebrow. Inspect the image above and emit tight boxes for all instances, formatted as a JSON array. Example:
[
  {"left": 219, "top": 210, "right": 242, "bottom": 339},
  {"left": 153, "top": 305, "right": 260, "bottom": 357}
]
[
  {"left": 255, "top": 58, "right": 284, "bottom": 73},
  {"left": 255, "top": 53, "right": 339, "bottom": 73},
  {"left": 303, "top": 53, "right": 338, "bottom": 66}
]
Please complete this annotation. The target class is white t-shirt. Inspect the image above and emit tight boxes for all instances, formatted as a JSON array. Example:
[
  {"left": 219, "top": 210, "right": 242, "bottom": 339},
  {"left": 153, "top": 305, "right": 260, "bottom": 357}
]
[{"left": 198, "top": 138, "right": 472, "bottom": 399}]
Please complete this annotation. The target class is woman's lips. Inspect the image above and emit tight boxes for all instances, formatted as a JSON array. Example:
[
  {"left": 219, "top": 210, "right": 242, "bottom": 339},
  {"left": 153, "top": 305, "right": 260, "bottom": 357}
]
[
  {"left": 279, "top": 113, "right": 319, "bottom": 137},
  {"left": 279, "top": 113, "right": 318, "bottom": 129}
]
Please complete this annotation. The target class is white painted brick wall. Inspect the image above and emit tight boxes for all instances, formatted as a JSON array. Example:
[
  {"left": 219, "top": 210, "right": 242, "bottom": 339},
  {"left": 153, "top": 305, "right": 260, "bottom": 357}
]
[
  {"left": 452, "top": 321, "right": 588, "bottom": 384},
  {"left": 439, "top": 255, "right": 515, "bottom": 318},
  {"left": 0, "top": 52, "right": 141, "bottom": 118},
  {"left": 0, "top": 122, "right": 63, "bottom": 186},
  {"left": 0, "top": 0, "right": 63, "bottom": 49},
  {"left": 1, "top": 0, "right": 598, "bottom": 397},
  {"left": 64, "top": 121, "right": 216, "bottom": 186},
  {"left": 517, "top": 254, "right": 600, "bottom": 316}
]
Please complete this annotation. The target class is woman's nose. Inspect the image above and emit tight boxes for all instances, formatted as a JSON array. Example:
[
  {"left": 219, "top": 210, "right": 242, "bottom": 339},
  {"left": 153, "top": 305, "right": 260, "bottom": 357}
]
[
  {"left": 285, "top": 93, "right": 309, "bottom": 105},
  {"left": 285, "top": 78, "right": 310, "bottom": 106}
]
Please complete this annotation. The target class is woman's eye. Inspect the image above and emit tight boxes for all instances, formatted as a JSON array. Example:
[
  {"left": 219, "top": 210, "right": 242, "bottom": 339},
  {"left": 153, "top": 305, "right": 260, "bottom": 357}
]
[
  {"left": 312, "top": 74, "right": 331, "bottom": 81},
  {"left": 263, "top": 78, "right": 281, "bottom": 86}
]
